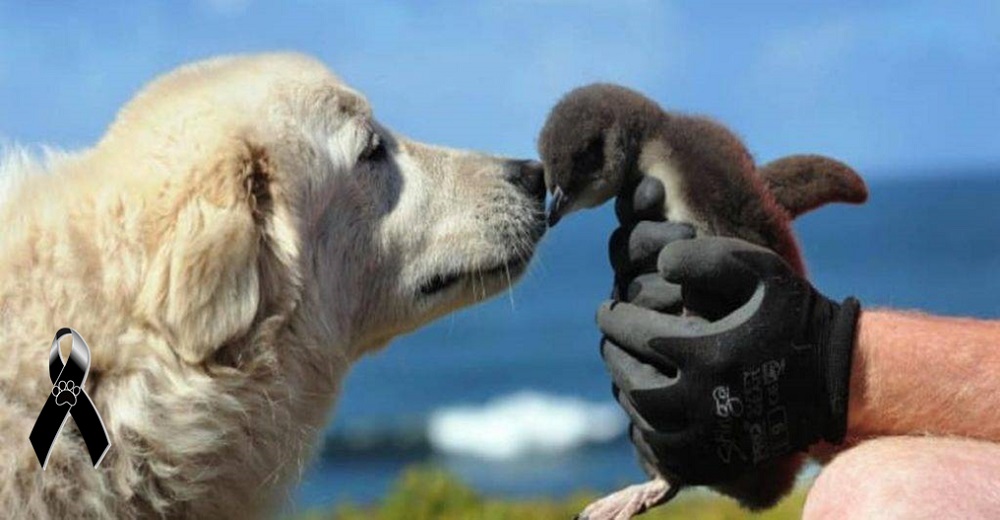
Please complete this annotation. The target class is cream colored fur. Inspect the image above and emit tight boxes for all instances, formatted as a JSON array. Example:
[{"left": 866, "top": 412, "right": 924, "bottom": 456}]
[{"left": 0, "top": 53, "right": 544, "bottom": 518}]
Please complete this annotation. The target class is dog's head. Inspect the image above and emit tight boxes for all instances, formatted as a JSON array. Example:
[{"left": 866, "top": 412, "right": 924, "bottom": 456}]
[{"left": 103, "top": 53, "right": 546, "bottom": 364}]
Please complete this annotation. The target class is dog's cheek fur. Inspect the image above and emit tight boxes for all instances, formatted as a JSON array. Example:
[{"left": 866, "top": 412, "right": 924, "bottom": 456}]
[{"left": 138, "top": 141, "right": 270, "bottom": 364}]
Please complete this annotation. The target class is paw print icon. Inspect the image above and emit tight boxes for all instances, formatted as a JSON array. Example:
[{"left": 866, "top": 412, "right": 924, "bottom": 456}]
[{"left": 52, "top": 381, "right": 81, "bottom": 408}]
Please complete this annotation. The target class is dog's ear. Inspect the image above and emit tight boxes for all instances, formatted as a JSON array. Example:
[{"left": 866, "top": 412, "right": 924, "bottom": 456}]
[
  {"left": 758, "top": 154, "right": 868, "bottom": 219},
  {"left": 139, "top": 139, "right": 275, "bottom": 365}
]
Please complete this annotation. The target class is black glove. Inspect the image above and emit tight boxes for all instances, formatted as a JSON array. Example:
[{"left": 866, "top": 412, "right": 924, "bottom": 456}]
[
  {"left": 609, "top": 175, "right": 691, "bottom": 307},
  {"left": 605, "top": 175, "right": 695, "bottom": 481},
  {"left": 599, "top": 235, "right": 860, "bottom": 485}
]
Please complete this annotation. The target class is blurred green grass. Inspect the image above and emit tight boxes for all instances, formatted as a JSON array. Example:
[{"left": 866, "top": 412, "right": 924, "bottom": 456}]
[{"left": 289, "top": 467, "right": 807, "bottom": 520}]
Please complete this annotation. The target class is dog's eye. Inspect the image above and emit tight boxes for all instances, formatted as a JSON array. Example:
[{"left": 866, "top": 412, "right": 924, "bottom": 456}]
[{"left": 359, "top": 132, "right": 386, "bottom": 162}]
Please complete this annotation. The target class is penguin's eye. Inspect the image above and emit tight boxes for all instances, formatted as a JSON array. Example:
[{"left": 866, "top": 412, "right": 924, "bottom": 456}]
[{"left": 576, "top": 137, "right": 605, "bottom": 173}]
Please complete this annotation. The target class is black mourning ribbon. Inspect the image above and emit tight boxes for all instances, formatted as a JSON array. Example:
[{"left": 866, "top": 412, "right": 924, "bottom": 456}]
[{"left": 29, "top": 328, "right": 111, "bottom": 469}]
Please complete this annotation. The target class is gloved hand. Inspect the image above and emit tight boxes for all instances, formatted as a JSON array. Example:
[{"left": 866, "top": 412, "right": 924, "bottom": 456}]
[
  {"left": 604, "top": 175, "right": 695, "bottom": 481},
  {"left": 599, "top": 233, "right": 861, "bottom": 485},
  {"left": 599, "top": 177, "right": 859, "bottom": 484},
  {"left": 609, "top": 175, "right": 691, "bottom": 309}
]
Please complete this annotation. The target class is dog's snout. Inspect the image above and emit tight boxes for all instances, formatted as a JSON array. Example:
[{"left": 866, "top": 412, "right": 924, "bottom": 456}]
[{"left": 506, "top": 160, "right": 546, "bottom": 201}]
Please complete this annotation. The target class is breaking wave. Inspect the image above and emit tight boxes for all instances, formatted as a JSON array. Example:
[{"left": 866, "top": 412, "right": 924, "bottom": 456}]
[
  {"left": 426, "top": 391, "right": 627, "bottom": 459},
  {"left": 320, "top": 391, "right": 628, "bottom": 461}
]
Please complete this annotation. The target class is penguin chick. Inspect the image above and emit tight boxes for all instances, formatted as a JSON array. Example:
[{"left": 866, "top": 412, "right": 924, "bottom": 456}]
[
  {"left": 539, "top": 84, "right": 664, "bottom": 226},
  {"left": 537, "top": 83, "right": 868, "bottom": 519},
  {"left": 540, "top": 83, "right": 812, "bottom": 271}
]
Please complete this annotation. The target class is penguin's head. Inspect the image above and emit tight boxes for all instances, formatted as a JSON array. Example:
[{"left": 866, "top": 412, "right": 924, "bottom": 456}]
[{"left": 538, "top": 83, "right": 664, "bottom": 226}]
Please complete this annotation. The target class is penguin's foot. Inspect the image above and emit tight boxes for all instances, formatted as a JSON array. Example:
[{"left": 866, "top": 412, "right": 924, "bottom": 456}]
[{"left": 576, "top": 478, "right": 676, "bottom": 520}]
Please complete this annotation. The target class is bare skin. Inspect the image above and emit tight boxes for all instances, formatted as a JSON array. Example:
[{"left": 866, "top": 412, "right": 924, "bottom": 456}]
[{"left": 806, "top": 310, "right": 1000, "bottom": 518}]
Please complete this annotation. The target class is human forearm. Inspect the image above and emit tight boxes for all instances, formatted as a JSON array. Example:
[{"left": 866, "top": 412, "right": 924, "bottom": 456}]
[{"left": 847, "top": 309, "right": 1000, "bottom": 441}]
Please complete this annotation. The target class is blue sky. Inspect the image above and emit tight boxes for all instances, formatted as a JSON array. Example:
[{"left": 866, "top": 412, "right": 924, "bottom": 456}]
[{"left": 0, "top": 0, "right": 997, "bottom": 177}]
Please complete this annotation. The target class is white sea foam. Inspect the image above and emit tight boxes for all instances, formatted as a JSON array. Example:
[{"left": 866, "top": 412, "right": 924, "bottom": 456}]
[{"left": 427, "top": 390, "right": 627, "bottom": 460}]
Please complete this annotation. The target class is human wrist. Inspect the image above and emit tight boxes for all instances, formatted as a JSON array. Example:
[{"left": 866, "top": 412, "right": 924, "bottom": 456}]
[{"left": 845, "top": 309, "right": 883, "bottom": 439}]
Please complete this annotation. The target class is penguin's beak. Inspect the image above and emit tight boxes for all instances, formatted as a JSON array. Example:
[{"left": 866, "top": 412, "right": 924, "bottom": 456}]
[{"left": 547, "top": 186, "right": 570, "bottom": 227}]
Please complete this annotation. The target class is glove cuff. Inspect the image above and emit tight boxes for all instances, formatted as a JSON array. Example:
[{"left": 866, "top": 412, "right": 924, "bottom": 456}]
[{"left": 822, "top": 296, "right": 861, "bottom": 444}]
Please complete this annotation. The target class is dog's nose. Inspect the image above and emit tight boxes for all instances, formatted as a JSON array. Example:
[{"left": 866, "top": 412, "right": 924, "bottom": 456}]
[{"left": 506, "top": 160, "right": 546, "bottom": 201}]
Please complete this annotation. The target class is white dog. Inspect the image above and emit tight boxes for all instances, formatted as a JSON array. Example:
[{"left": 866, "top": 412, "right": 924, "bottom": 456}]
[{"left": 0, "top": 53, "right": 546, "bottom": 518}]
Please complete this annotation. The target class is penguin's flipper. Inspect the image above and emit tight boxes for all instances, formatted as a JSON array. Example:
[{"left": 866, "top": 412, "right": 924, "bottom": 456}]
[{"left": 758, "top": 154, "right": 868, "bottom": 218}]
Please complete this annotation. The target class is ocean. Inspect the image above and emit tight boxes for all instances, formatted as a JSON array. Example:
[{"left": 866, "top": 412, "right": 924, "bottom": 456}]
[{"left": 291, "top": 173, "right": 1000, "bottom": 511}]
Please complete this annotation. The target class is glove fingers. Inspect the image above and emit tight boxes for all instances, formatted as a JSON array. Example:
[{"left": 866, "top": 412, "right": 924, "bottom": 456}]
[
  {"left": 603, "top": 340, "right": 685, "bottom": 431},
  {"left": 657, "top": 238, "right": 763, "bottom": 312},
  {"left": 602, "top": 338, "right": 672, "bottom": 391},
  {"left": 597, "top": 301, "right": 711, "bottom": 367},
  {"left": 624, "top": 274, "right": 683, "bottom": 312},
  {"left": 615, "top": 175, "right": 666, "bottom": 224},
  {"left": 610, "top": 221, "right": 696, "bottom": 278},
  {"left": 682, "top": 286, "right": 747, "bottom": 322}
]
